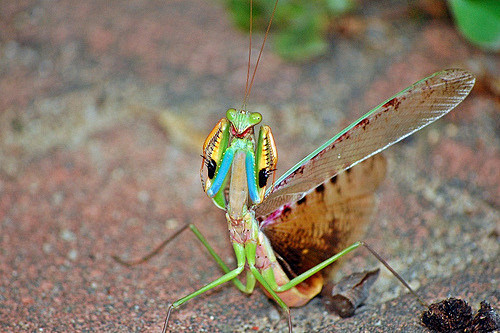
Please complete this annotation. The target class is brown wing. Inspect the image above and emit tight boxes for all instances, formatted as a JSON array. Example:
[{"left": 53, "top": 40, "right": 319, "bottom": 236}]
[{"left": 260, "top": 154, "right": 387, "bottom": 276}]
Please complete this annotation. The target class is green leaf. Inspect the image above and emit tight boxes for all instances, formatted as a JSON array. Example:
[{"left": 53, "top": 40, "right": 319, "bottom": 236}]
[{"left": 448, "top": 0, "right": 500, "bottom": 51}]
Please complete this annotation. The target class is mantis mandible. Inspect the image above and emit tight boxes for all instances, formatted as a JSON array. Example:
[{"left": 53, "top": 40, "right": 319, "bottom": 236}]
[{"left": 114, "top": 1, "right": 475, "bottom": 331}]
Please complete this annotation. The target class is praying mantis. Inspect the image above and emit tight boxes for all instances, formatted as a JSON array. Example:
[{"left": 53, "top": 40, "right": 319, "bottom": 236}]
[
  {"left": 114, "top": 1, "right": 475, "bottom": 332},
  {"left": 173, "top": 68, "right": 474, "bottom": 332}
]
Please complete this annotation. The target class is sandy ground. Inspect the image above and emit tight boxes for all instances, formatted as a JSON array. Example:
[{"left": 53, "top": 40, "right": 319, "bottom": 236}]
[{"left": 0, "top": 0, "right": 498, "bottom": 332}]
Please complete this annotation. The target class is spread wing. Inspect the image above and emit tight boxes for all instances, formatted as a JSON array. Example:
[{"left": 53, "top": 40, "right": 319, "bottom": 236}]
[
  {"left": 260, "top": 154, "right": 387, "bottom": 276},
  {"left": 255, "top": 69, "right": 475, "bottom": 218}
]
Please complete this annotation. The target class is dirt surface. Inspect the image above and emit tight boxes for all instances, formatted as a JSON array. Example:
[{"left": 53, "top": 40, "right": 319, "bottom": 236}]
[{"left": 1, "top": 0, "right": 498, "bottom": 332}]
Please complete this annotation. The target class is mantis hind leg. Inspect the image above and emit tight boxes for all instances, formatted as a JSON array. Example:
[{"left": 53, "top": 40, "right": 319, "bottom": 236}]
[
  {"left": 269, "top": 241, "right": 425, "bottom": 307},
  {"left": 188, "top": 224, "right": 254, "bottom": 292},
  {"left": 162, "top": 264, "right": 245, "bottom": 333},
  {"left": 249, "top": 264, "right": 293, "bottom": 333},
  {"left": 162, "top": 242, "right": 255, "bottom": 332},
  {"left": 273, "top": 242, "right": 363, "bottom": 293}
]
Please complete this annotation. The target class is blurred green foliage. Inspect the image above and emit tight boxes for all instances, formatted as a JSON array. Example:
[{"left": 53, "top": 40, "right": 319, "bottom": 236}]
[
  {"left": 448, "top": 0, "right": 500, "bottom": 51},
  {"left": 225, "top": 0, "right": 500, "bottom": 61},
  {"left": 225, "top": 0, "right": 356, "bottom": 61}
]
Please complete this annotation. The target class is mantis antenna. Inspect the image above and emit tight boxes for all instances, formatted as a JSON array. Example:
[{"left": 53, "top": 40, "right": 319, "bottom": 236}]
[{"left": 242, "top": 0, "right": 280, "bottom": 109}]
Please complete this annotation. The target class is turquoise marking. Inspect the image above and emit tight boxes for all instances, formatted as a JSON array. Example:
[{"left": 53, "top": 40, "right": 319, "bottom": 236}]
[
  {"left": 207, "top": 148, "right": 234, "bottom": 198},
  {"left": 246, "top": 151, "right": 260, "bottom": 204}
]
